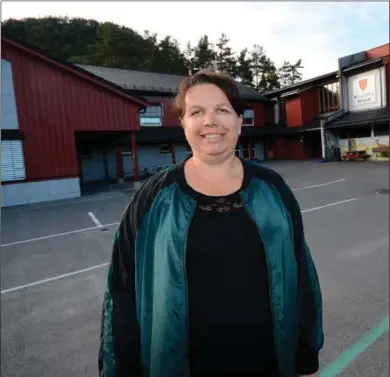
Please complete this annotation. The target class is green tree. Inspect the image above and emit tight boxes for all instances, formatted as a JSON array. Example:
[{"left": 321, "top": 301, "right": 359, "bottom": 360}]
[
  {"left": 215, "top": 33, "right": 237, "bottom": 76},
  {"left": 183, "top": 42, "right": 197, "bottom": 75},
  {"left": 2, "top": 16, "right": 304, "bottom": 87},
  {"left": 154, "top": 36, "right": 188, "bottom": 74},
  {"left": 278, "top": 59, "right": 304, "bottom": 87},
  {"left": 192, "top": 35, "right": 216, "bottom": 72},
  {"left": 236, "top": 48, "right": 254, "bottom": 88},
  {"left": 250, "top": 44, "right": 267, "bottom": 91}
]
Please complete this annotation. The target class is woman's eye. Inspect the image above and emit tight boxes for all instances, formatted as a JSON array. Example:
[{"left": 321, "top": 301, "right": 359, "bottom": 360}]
[{"left": 217, "top": 108, "right": 229, "bottom": 113}]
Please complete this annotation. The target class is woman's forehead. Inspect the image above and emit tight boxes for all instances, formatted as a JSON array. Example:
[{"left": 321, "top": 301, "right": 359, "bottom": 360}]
[{"left": 185, "top": 84, "right": 231, "bottom": 105}]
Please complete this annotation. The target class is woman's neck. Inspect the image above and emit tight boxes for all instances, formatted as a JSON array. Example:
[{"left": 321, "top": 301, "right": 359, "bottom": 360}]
[
  {"left": 190, "top": 154, "right": 240, "bottom": 180},
  {"left": 184, "top": 154, "right": 244, "bottom": 196}
]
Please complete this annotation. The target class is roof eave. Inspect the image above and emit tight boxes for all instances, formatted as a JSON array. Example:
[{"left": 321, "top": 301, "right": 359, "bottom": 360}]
[
  {"left": 1, "top": 36, "right": 149, "bottom": 108},
  {"left": 342, "top": 58, "right": 383, "bottom": 74}
]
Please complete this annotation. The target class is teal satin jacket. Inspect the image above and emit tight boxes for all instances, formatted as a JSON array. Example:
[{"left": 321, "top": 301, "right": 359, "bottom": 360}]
[{"left": 99, "top": 159, "right": 324, "bottom": 377}]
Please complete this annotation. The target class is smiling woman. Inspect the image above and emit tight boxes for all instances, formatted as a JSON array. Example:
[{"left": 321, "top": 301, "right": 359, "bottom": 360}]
[
  {"left": 174, "top": 70, "right": 243, "bottom": 168},
  {"left": 99, "top": 69, "right": 324, "bottom": 377}
]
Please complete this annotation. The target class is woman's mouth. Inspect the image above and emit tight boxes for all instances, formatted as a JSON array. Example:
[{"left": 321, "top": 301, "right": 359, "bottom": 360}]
[{"left": 202, "top": 134, "right": 224, "bottom": 142}]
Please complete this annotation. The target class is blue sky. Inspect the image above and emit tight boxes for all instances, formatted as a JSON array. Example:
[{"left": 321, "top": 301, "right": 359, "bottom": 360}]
[{"left": 2, "top": 2, "right": 389, "bottom": 80}]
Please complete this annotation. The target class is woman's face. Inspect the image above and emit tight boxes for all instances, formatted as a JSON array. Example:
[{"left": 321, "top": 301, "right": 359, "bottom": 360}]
[{"left": 181, "top": 83, "right": 243, "bottom": 162}]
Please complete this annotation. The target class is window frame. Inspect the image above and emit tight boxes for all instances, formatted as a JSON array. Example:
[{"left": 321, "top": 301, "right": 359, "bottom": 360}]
[
  {"left": 1, "top": 139, "right": 26, "bottom": 182},
  {"left": 140, "top": 103, "right": 164, "bottom": 127}
]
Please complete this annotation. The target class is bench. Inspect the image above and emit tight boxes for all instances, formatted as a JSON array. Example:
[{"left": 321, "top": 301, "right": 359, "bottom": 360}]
[
  {"left": 342, "top": 150, "right": 371, "bottom": 161},
  {"left": 372, "top": 146, "right": 390, "bottom": 158}
]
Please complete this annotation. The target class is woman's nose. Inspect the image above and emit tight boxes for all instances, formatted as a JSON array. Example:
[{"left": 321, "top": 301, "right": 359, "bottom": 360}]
[{"left": 203, "top": 112, "right": 217, "bottom": 127}]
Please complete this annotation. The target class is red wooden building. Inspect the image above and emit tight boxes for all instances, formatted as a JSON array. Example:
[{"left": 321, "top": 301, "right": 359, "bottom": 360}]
[{"left": 1, "top": 36, "right": 148, "bottom": 207}]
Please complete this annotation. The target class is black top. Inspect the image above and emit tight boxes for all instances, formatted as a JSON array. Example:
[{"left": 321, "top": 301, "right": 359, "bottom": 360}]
[{"left": 184, "top": 179, "right": 280, "bottom": 376}]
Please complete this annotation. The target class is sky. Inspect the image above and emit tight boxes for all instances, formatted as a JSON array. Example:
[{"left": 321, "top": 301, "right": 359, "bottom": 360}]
[{"left": 2, "top": 1, "right": 389, "bottom": 80}]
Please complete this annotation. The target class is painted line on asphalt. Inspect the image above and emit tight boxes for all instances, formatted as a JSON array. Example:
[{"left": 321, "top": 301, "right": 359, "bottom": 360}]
[
  {"left": 319, "top": 315, "right": 390, "bottom": 377},
  {"left": 292, "top": 179, "right": 346, "bottom": 192},
  {"left": 301, "top": 198, "right": 356, "bottom": 213},
  {"left": 88, "top": 212, "right": 103, "bottom": 227},
  {"left": 0, "top": 222, "right": 120, "bottom": 248},
  {"left": 1, "top": 198, "right": 359, "bottom": 294},
  {"left": 0, "top": 263, "right": 110, "bottom": 295},
  {"left": 1, "top": 198, "right": 357, "bottom": 248}
]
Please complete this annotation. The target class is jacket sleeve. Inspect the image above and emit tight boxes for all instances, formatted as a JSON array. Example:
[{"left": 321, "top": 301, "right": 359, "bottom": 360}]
[
  {"left": 290, "top": 191, "right": 324, "bottom": 375},
  {"left": 98, "top": 192, "right": 143, "bottom": 377}
]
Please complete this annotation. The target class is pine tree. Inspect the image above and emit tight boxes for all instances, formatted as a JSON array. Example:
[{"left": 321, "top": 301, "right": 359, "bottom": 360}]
[
  {"left": 215, "top": 33, "right": 237, "bottom": 77},
  {"left": 192, "top": 35, "right": 216, "bottom": 72},
  {"left": 236, "top": 48, "right": 254, "bottom": 88},
  {"left": 278, "top": 59, "right": 303, "bottom": 87}
]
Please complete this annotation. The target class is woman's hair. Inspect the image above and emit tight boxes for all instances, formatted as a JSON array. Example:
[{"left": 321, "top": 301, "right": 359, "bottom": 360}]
[{"left": 173, "top": 69, "right": 245, "bottom": 119}]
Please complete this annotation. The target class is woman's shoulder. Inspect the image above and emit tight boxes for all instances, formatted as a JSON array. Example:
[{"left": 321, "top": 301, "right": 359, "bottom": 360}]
[
  {"left": 242, "top": 159, "right": 289, "bottom": 188},
  {"left": 242, "top": 159, "right": 300, "bottom": 212}
]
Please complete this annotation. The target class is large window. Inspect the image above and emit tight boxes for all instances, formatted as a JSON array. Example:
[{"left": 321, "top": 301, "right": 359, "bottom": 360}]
[
  {"left": 1, "top": 140, "right": 26, "bottom": 182},
  {"left": 339, "top": 126, "right": 371, "bottom": 139},
  {"left": 318, "top": 81, "right": 340, "bottom": 114},
  {"left": 243, "top": 109, "right": 254, "bottom": 125},
  {"left": 374, "top": 124, "right": 389, "bottom": 137},
  {"left": 140, "top": 104, "right": 163, "bottom": 126}
]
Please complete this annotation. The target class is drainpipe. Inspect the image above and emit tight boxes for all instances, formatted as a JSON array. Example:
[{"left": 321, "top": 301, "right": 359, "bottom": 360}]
[
  {"left": 131, "top": 132, "right": 141, "bottom": 189},
  {"left": 320, "top": 118, "right": 327, "bottom": 160}
]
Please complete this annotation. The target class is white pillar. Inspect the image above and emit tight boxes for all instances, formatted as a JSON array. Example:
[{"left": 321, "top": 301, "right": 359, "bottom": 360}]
[{"left": 320, "top": 119, "right": 326, "bottom": 160}]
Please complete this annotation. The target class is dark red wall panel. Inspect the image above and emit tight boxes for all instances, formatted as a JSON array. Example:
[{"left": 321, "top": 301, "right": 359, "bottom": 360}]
[
  {"left": 287, "top": 138, "right": 305, "bottom": 160},
  {"left": 285, "top": 97, "right": 302, "bottom": 127},
  {"left": 301, "top": 89, "right": 320, "bottom": 124},
  {"left": 2, "top": 41, "right": 142, "bottom": 180},
  {"left": 264, "top": 103, "right": 275, "bottom": 124}
]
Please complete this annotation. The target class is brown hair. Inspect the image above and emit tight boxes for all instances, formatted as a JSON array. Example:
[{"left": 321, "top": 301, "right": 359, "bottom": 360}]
[{"left": 173, "top": 69, "right": 244, "bottom": 119}]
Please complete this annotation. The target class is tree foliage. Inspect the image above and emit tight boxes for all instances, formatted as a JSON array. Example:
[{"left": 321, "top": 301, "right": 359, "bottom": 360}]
[{"left": 1, "top": 16, "right": 304, "bottom": 91}]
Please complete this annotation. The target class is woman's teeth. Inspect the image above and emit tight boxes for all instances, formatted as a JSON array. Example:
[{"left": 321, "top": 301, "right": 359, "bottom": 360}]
[{"left": 204, "top": 134, "right": 222, "bottom": 139}]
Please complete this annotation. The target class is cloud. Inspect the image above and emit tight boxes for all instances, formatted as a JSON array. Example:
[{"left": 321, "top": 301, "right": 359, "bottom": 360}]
[{"left": 2, "top": 2, "right": 388, "bottom": 80}]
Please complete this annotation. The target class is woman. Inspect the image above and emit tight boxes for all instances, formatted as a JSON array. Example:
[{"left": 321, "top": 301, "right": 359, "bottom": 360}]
[{"left": 98, "top": 69, "right": 324, "bottom": 377}]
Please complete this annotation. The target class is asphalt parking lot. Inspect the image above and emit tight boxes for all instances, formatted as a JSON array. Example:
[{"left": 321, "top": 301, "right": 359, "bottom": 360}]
[{"left": 1, "top": 160, "right": 389, "bottom": 377}]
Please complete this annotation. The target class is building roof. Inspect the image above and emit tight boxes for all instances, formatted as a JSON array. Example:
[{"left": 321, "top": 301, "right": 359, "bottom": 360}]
[
  {"left": 75, "top": 64, "right": 270, "bottom": 102},
  {"left": 1, "top": 36, "right": 149, "bottom": 108},
  {"left": 263, "top": 71, "right": 338, "bottom": 97},
  {"left": 342, "top": 57, "right": 383, "bottom": 73},
  {"left": 326, "top": 106, "right": 389, "bottom": 128}
]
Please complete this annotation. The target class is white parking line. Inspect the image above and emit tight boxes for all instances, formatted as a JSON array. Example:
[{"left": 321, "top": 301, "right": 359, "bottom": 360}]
[
  {"left": 88, "top": 212, "right": 103, "bottom": 227},
  {"left": 0, "top": 222, "right": 120, "bottom": 248},
  {"left": 292, "top": 179, "right": 346, "bottom": 191},
  {"left": 0, "top": 198, "right": 358, "bottom": 295},
  {"left": 1, "top": 195, "right": 357, "bottom": 248},
  {"left": 301, "top": 198, "right": 356, "bottom": 213},
  {"left": 0, "top": 263, "right": 110, "bottom": 295}
]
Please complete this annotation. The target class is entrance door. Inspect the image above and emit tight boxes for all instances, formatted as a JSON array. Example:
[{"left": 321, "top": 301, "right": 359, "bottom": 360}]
[
  {"left": 254, "top": 141, "right": 265, "bottom": 161},
  {"left": 80, "top": 151, "right": 106, "bottom": 183}
]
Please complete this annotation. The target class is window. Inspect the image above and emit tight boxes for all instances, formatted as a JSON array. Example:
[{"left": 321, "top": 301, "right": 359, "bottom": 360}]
[
  {"left": 140, "top": 104, "right": 163, "bottom": 126},
  {"left": 243, "top": 109, "right": 254, "bottom": 125},
  {"left": 1, "top": 140, "right": 26, "bottom": 182},
  {"left": 374, "top": 124, "right": 389, "bottom": 137},
  {"left": 347, "top": 126, "right": 371, "bottom": 139},
  {"left": 318, "top": 81, "right": 340, "bottom": 114}
]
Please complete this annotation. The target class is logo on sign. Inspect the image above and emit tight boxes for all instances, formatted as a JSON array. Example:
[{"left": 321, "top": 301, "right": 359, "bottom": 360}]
[
  {"left": 358, "top": 79, "right": 367, "bottom": 92},
  {"left": 352, "top": 74, "right": 376, "bottom": 106}
]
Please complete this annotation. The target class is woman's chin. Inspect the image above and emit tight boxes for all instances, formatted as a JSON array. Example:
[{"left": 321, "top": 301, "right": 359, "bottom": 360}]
[{"left": 200, "top": 145, "right": 230, "bottom": 156}]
